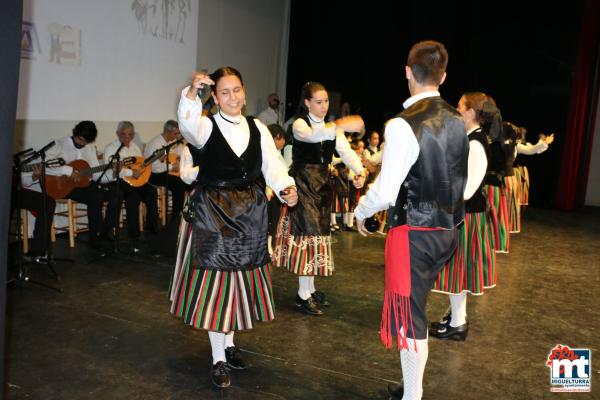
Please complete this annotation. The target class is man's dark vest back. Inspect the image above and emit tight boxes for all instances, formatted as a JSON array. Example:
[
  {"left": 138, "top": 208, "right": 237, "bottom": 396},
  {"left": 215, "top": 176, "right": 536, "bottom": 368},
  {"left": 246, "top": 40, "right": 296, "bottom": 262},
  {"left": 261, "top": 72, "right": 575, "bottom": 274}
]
[{"left": 388, "top": 96, "right": 468, "bottom": 229}]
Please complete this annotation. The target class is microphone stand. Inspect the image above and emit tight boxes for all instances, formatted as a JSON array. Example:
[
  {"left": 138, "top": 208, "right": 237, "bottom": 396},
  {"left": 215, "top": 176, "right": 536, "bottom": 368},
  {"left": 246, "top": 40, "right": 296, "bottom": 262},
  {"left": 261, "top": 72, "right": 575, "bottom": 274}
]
[
  {"left": 94, "top": 145, "right": 131, "bottom": 256},
  {"left": 8, "top": 149, "right": 64, "bottom": 293},
  {"left": 163, "top": 144, "right": 172, "bottom": 225},
  {"left": 34, "top": 145, "right": 75, "bottom": 277}
]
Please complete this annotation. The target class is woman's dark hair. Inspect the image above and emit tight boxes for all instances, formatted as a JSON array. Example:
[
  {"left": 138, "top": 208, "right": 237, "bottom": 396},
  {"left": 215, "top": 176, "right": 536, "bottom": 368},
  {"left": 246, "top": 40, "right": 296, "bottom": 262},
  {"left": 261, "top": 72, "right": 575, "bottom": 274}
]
[
  {"left": 209, "top": 66, "right": 244, "bottom": 93},
  {"left": 298, "top": 81, "right": 327, "bottom": 116},
  {"left": 72, "top": 120, "right": 98, "bottom": 143},
  {"left": 267, "top": 123, "right": 285, "bottom": 140},
  {"left": 462, "top": 92, "right": 503, "bottom": 142}
]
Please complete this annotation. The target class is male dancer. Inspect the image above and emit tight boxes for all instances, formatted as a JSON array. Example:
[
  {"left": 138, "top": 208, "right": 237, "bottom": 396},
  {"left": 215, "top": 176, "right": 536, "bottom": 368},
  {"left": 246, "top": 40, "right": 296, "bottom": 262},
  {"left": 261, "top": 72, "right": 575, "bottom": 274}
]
[{"left": 354, "top": 40, "right": 469, "bottom": 400}]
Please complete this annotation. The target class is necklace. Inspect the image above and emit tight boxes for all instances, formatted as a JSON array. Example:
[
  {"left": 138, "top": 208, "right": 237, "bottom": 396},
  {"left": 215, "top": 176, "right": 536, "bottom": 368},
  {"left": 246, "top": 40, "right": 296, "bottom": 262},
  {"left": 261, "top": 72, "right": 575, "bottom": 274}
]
[
  {"left": 307, "top": 113, "right": 324, "bottom": 124},
  {"left": 219, "top": 110, "right": 241, "bottom": 125}
]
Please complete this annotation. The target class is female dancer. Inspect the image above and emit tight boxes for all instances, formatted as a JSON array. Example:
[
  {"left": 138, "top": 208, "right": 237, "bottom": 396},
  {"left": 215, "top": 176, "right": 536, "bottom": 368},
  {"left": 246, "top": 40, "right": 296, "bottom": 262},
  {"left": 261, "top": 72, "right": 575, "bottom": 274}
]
[
  {"left": 430, "top": 92, "right": 498, "bottom": 340},
  {"left": 273, "top": 81, "right": 366, "bottom": 315},
  {"left": 174, "top": 67, "right": 297, "bottom": 388}
]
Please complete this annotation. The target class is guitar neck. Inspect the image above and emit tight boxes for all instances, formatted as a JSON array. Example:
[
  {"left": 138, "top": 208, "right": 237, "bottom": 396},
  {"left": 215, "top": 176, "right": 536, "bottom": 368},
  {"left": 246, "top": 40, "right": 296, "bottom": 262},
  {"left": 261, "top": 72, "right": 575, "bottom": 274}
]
[
  {"left": 143, "top": 152, "right": 163, "bottom": 167},
  {"left": 81, "top": 160, "right": 128, "bottom": 176}
]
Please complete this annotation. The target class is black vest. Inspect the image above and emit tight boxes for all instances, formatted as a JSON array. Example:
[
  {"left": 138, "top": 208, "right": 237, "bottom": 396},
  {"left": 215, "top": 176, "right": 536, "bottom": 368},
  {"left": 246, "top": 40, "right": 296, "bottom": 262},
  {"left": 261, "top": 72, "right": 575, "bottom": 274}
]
[
  {"left": 291, "top": 115, "right": 336, "bottom": 165},
  {"left": 190, "top": 115, "right": 262, "bottom": 187},
  {"left": 388, "top": 96, "right": 468, "bottom": 229},
  {"left": 485, "top": 139, "right": 505, "bottom": 187},
  {"left": 465, "top": 128, "right": 490, "bottom": 213}
]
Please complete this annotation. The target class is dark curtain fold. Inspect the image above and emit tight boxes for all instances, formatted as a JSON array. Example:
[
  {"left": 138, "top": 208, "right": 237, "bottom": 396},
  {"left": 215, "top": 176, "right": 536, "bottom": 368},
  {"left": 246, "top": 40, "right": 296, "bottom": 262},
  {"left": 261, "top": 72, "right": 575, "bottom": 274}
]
[
  {"left": 0, "top": 1, "right": 23, "bottom": 397},
  {"left": 556, "top": 0, "right": 600, "bottom": 210}
]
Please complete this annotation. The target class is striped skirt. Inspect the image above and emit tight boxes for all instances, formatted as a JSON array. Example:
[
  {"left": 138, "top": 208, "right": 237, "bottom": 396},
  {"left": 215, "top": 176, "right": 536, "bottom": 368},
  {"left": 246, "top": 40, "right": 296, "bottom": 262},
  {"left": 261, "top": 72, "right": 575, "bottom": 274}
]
[
  {"left": 433, "top": 211, "right": 496, "bottom": 295},
  {"left": 505, "top": 172, "right": 522, "bottom": 233},
  {"left": 517, "top": 165, "right": 530, "bottom": 206},
  {"left": 487, "top": 185, "right": 510, "bottom": 253},
  {"left": 272, "top": 206, "right": 334, "bottom": 276},
  {"left": 169, "top": 219, "right": 275, "bottom": 333}
]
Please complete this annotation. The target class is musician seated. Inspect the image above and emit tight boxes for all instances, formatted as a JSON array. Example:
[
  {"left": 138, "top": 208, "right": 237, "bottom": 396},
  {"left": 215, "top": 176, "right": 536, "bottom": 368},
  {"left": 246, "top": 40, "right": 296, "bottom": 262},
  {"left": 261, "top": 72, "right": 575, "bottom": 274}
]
[
  {"left": 43, "top": 120, "right": 116, "bottom": 248},
  {"left": 103, "top": 121, "right": 160, "bottom": 239},
  {"left": 144, "top": 120, "right": 187, "bottom": 219},
  {"left": 16, "top": 164, "right": 56, "bottom": 257}
]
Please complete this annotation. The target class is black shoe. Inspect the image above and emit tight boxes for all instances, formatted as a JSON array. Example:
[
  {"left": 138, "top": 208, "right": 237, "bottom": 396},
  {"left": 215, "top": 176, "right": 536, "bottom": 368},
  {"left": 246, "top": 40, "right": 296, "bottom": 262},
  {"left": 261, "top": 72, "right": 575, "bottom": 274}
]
[
  {"left": 387, "top": 383, "right": 404, "bottom": 400},
  {"left": 211, "top": 361, "right": 231, "bottom": 388},
  {"left": 430, "top": 308, "right": 452, "bottom": 330},
  {"left": 429, "top": 321, "right": 468, "bottom": 341},
  {"left": 225, "top": 346, "right": 246, "bottom": 370},
  {"left": 311, "top": 290, "right": 330, "bottom": 306},
  {"left": 295, "top": 294, "right": 323, "bottom": 315}
]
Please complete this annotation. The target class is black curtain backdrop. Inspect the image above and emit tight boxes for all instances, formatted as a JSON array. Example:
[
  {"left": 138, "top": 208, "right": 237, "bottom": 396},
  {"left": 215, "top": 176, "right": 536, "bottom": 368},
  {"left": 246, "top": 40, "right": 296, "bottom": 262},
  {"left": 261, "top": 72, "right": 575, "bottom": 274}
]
[
  {"left": 286, "top": 1, "right": 587, "bottom": 208},
  {"left": 0, "top": 1, "right": 23, "bottom": 397}
]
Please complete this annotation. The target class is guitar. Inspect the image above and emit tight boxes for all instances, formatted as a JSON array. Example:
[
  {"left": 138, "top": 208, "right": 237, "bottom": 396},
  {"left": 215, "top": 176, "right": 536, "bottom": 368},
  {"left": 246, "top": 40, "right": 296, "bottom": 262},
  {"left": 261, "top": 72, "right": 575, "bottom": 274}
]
[
  {"left": 168, "top": 153, "right": 180, "bottom": 177},
  {"left": 44, "top": 157, "right": 136, "bottom": 199},
  {"left": 19, "top": 158, "right": 66, "bottom": 172},
  {"left": 123, "top": 139, "right": 183, "bottom": 187}
]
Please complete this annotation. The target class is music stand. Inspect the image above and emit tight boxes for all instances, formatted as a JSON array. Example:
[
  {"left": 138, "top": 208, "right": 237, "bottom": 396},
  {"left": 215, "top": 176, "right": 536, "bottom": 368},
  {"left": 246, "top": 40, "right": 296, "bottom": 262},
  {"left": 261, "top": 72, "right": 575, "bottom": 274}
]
[{"left": 9, "top": 148, "right": 65, "bottom": 293}]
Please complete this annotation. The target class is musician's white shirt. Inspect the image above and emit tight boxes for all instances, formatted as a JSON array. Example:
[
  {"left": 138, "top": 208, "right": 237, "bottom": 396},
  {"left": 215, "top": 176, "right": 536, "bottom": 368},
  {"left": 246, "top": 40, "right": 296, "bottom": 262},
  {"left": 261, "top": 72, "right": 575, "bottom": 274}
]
[
  {"left": 21, "top": 135, "right": 101, "bottom": 191},
  {"left": 103, "top": 139, "right": 143, "bottom": 181},
  {"left": 144, "top": 134, "right": 183, "bottom": 174}
]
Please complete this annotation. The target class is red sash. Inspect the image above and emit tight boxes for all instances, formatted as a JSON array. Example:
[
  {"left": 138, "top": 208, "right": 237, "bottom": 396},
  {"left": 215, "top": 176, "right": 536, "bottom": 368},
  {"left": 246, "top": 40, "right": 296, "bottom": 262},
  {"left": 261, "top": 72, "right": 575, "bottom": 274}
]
[{"left": 380, "top": 224, "right": 439, "bottom": 351}]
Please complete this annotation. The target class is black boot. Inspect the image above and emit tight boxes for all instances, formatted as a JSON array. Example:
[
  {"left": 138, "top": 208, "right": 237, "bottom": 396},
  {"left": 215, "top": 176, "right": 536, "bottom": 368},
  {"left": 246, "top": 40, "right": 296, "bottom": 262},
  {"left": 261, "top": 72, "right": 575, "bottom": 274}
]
[
  {"left": 387, "top": 383, "right": 404, "bottom": 400},
  {"left": 311, "top": 290, "right": 330, "bottom": 306},
  {"left": 225, "top": 346, "right": 246, "bottom": 370},
  {"left": 295, "top": 294, "right": 323, "bottom": 315},
  {"left": 210, "top": 361, "right": 231, "bottom": 388},
  {"left": 429, "top": 307, "right": 451, "bottom": 330},
  {"left": 429, "top": 321, "right": 468, "bottom": 341}
]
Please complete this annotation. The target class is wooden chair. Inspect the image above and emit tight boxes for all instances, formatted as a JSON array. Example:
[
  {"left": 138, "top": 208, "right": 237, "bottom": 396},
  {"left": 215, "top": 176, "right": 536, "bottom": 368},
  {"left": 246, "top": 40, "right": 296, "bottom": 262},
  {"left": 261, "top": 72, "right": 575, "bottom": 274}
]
[
  {"left": 21, "top": 209, "right": 30, "bottom": 254},
  {"left": 52, "top": 199, "right": 89, "bottom": 247}
]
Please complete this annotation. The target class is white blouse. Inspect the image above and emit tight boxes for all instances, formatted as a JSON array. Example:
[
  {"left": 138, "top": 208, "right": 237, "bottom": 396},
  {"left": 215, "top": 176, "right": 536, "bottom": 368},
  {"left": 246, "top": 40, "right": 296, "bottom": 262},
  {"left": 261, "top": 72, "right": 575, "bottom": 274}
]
[{"left": 177, "top": 86, "right": 294, "bottom": 198}]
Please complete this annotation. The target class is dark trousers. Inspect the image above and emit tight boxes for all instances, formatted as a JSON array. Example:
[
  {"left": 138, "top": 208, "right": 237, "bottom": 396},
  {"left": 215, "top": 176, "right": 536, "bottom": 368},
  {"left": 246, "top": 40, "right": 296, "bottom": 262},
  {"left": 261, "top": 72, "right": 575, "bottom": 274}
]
[
  {"left": 111, "top": 181, "right": 158, "bottom": 235},
  {"left": 16, "top": 189, "right": 55, "bottom": 253},
  {"left": 68, "top": 185, "right": 106, "bottom": 237},
  {"left": 399, "top": 228, "right": 458, "bottom": 339},
  {"left": 149, "top": 172, "right": 187, "bottom": 217}
]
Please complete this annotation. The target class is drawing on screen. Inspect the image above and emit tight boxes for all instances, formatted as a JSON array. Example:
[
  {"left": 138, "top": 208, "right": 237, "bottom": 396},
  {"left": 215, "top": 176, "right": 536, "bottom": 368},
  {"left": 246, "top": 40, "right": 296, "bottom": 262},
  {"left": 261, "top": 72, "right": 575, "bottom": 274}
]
[
  {"left": 132, "top": 0, "right": 191, "bottom": 43},
  {"left": 21, "top": 21, "right": 42, "bottom": 60},
  {"left": 48, "top": 23, "right": 82, "bottom": 66}
]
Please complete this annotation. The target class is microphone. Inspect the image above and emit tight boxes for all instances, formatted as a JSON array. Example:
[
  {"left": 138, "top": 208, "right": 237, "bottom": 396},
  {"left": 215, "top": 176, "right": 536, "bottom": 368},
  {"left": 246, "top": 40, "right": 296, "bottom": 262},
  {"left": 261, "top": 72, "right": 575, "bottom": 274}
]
[
  {"left": 21, "top": 141, "right": 56, "bottom": 164},
  {"left": 39, "top": 140, "right": 56, "bottom": 154},
  {"left": 14, "top": 148, "right": 34, "bottom": 158}
]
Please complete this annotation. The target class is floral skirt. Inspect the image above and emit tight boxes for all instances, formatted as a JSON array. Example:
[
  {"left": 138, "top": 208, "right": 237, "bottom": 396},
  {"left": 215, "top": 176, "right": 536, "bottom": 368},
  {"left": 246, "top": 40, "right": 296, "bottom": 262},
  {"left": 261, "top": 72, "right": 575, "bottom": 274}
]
[{"left": 272, "top": 206, "right": 334, "bottom": 276}]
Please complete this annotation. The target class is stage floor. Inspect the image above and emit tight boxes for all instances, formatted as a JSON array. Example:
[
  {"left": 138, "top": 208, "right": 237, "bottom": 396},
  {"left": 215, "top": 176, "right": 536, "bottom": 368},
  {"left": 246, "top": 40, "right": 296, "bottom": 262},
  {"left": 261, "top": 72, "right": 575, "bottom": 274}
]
[{"left": 5, "top": 207, "right": 599, "bottom": 399}]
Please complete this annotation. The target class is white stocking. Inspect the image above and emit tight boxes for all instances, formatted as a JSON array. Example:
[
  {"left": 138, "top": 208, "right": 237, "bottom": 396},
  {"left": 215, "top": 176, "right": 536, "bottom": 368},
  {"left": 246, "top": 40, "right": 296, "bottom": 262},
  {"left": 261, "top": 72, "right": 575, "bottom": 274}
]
[
  {"left": 298, "top": 276, "right": 312, "bottom": 300},
  {"left": 449, "top": 292, "right": 467, "bottom": 327},
  {"left": 225, "top": 331, "right": 235, "bottom": 348},
  {"left": 208, "top": 331, "right": 226, "bottom": 364},
  {"left": 400, "top": 337, "right": 429, "bottom": 400}
]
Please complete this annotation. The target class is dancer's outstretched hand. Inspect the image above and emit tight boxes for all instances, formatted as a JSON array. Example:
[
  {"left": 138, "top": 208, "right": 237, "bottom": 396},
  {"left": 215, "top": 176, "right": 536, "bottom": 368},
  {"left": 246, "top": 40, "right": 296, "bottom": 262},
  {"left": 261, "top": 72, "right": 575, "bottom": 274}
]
[
  {"left": 355, "top": 216, "right": 370, "bottom": 237},
  {"left": 281, "top": 186, "right": 298, "bottom": 207}
]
